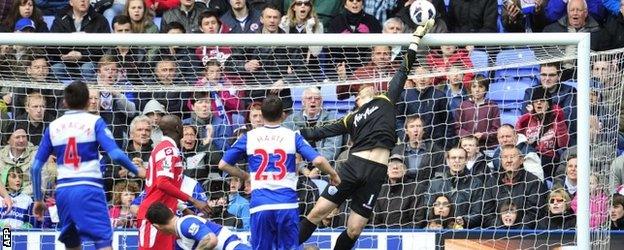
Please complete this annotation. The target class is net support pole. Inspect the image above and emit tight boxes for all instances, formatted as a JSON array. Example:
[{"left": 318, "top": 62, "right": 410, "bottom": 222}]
[{"left": 576, "top": 33, "right": 592, "bottom": 250}]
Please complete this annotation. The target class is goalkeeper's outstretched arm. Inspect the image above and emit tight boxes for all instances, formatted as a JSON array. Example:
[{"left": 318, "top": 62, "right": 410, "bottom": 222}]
[{"left": 386, "top": 19, "right": 435, "bottom": 105}]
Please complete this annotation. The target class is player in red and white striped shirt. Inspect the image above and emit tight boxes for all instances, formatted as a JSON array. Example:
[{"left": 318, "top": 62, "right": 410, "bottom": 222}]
[{"left": 138, "top": 115, "right": 211, "bottom": 250}]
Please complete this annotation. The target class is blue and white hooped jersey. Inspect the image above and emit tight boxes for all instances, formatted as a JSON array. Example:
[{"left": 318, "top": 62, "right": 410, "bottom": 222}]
[
  {"left": 175, "top": 215, "right": 247, "bottom": 250},
  {"left": 222, "top": 125, "right": 320, "bottom": 214},
  {"left": 35, "top": 110, "right": 114, "bottom": 189}
]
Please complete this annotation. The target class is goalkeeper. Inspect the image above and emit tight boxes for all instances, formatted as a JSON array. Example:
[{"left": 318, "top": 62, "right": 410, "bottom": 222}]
[{"left": 297, "top": 19, "right": 435, "bottom": 249}]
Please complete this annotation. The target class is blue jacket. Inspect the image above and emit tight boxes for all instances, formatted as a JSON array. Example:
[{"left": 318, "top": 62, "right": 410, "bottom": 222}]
[
  {"left": 603, "top": 0, "right": 620, "bottom": 16},
  {"left": 219, "top": 7, "right": 262, "bottom": 34},
  {"left": 228, "top": 193, "right": 250, "bottom": 230}
]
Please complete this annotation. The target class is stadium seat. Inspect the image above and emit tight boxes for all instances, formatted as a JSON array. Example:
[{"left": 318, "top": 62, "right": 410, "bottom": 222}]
[
  {"left": 494, "top": 49, "right": 540, "bottom": 80},
  {"left": 470, "top": 50, "right": 490, "bottom": 77},
  {"left": 487, "top": 77, "right": 533, "bottom": 111},
  {"left": 562, "top": 80, "right": 578, "bottom": 89},
  {"left": 501, "top": 109, "right": 521, "bottom": 125},
  {"left": 44, "top": 16, "right": 54, "bottom": 30}
]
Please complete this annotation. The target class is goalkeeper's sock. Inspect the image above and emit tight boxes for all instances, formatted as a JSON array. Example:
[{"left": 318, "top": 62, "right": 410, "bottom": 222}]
[
  {"left": 334, "top": 230, "right": 358, "bottom": 250},
  {"left": 299, "top": 217, "right": 318, "bottom": 245}
]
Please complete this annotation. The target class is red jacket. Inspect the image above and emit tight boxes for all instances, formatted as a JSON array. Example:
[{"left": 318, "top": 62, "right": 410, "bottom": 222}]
[
  {"left": 515, "top": 105, "right": 569, "bottom": 158},
  {"left": 187, "top": 77, "right": 246, "bottom": 121},
  {"left": 336, "top": 62, "right": 398, "bottom": 100},
  {"left": 454, "top": 99, "right": 501, "bottom": 148},
  {"left": 425, "top": 49, "right": 475, "bottom": 87},
  {"left": 194, "top": 23, "right": 233, "bottom": 65},
  {"left": 144, "top": 0, "right": 179, "bottom": 13}
]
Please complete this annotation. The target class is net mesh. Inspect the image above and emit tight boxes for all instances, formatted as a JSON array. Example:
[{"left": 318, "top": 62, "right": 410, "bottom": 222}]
[{"left": 0, "top": 38, "right": 622, "bottom": 249}]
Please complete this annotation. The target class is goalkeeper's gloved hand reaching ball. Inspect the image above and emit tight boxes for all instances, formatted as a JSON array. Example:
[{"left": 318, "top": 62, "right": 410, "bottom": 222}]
[{"left": 409, "top": 19, "right": 435, "bottom": 52}]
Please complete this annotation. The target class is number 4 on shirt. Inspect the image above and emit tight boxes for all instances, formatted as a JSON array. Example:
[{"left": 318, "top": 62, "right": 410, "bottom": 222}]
[
  {"left": 64, "top": 137, "right": 81, "bottom": 170},
  {"left": 254, "top": 149, "right": 287, "bottom": 181}
]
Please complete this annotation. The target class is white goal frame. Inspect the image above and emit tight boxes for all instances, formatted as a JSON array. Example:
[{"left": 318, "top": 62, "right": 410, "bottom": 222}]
[{"left": 0, "top": 32, "right": 592, "bottom": 249}]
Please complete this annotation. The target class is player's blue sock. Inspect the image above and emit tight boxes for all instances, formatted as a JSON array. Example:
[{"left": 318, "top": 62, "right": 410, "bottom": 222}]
[
  {"left": 334, "top": 230, "right": 357, "bottom": 250},
  {"left": 299, "top": 217, "right": 317, "bottom": 244}
]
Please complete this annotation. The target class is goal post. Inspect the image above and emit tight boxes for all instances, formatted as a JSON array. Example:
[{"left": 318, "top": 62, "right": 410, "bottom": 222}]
[{"left": 0, "top": 32, "right": 597, "bottom": 249}]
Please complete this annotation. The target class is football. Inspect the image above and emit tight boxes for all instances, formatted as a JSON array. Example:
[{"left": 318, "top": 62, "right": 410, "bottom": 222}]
[{"left": 409, "top": 0, "right": 437, "bottom": 26}]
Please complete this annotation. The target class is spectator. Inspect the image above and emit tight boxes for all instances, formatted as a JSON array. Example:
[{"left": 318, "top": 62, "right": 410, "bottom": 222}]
[
  {"left": 447, "top": 0, "right": 497, "bottom": 32},
  {"left": 392, "top": 115, "right": 445, "bottom": 181},
  {"left": 227, "top": 5, "right": 296, "bottom": 110},
  {"left": 501, "top": 0, "right": 548, "bottom": 32},
  {"left": 0, "top": 166, "right": 33, "bottom": 229},
  {"left": 482, "top": 145, "right": 548, "bottom": 229},
  {"left": 459, "top": 135, "right": 491, "bottom": 179},
  {"left": 194, "top": 11, "right": 233, "bottom": 66},
  {"left": 282, "top": 0, "right": 342, "bottom": 28},
  {"left": 182, "top": 91, "right": 232, "bottom": 151},
  {"left": 33, "top": 0, "right": 65, "bottom": 15},
  {"left": 426, "top": 147, "right": 484, "bottom": 228},
  {"left": 11, "top": 92, "right": 49, "bottom": 145},
  {"left": 426, "top": 46, "right": 474, "bottom": 87},
  {"left": 605, "top": 4, "right": 624, "bottom": 50},
  {"left": 109, "top": 181, "right": 140, "bottom": 228},
  {"left": 138, "top": 55, "right": 191, "bottom": 116},
  {"left": 125, "top": 115, "right": 153, "bottom": 167},
  {"left": 102, "top": 0, "right": 126, "bottom": 23},
  {"left": 4, "top": 0, "right": 48, "bottom": 32},
  {"left": 50, "top": 0, "right": 110, "bottom": 81},
  {"left": 517, "top": 86, "right": 569, "bottom": 180},
  {"left": 0, "top": 128, "right": 36, "bottom": 196},
  {"left": 336, "top": 45, "right": 398, "bottom": 100},
  {"left": 180, "top": 125, "right": 223, "bottom": 181},
  {"left": 194, "top": 60, "right": 246, "bottom": 127},
  {"left": 611, "top": 193, "right": 624, "bottom": 230},
  {"left": 124, "top": 0, "right": 158, "bottom": 33},
  {"left": 141, "top": 99, "right": 165, "bottom": 144},
  {"left": 246, "top": 101, "right": 264, "bottom": 129},
  {"left": 144, "top": 0, "right": 179, "bottom": 14},
  {"left": 284, "top": 87, "right": 341, "bottom": 162},
  {"left": 536, "top": 187, "right": 576, "bottom": 229},
  {"left": 326, "top": 0, "right": 382, "bottom": 78},
  {"left": 442, "top": 66, "right": 468, "bottom": 115},
  {"left": 570, "top": 174, "right": 608, "bottom": 229},
  {"left": 493, "top": 200, "right": 522, "bottom": 229},
  {"left": 87, "top": 88, "right": 100, "bottom": 114},
  {"left": 491, "top": 124, "right": 543, "bottom": 181},
  {"left": 396, "top": 67, "right": 456, "bottom": 150},
  {"left": 425, "top": 194, "right": 461, "bottom": 229},
  {"left": 523, "top": 62, "right": 577, "bottom": 145},
  {"left": 544, "top": 0, "right": 605, "bottom": 24},
  {"left": 382, "top": 17, "right": 405, "bottom": 61},
  {"left": 220, "top": 0, "right": 262, "bottom": 33},
  {"left": 95, "top": 54, "right": 137, "bottom": 146},
  {"left": 613, "top": 155, "right": 624, "bottom": 191},
  {"left": 455, "top": 76, "right": 501, "bottom": 148},
  {"left": 278, "top": 0, "right": 325, "bottom": 81},
  {"left": 396, "top": 0, "right": 448, "bottom": 33},
  {"left": 543, "top": 0, "right": 610, "bottom": 51},
  {"left": 227, "top": 176, "right": 250, "bottom": 229},
  {"left": 161, "top": 0, "right": 207, "bottom": 33},
  {"left": 372, "top": 154, "right": 427, "bottom": 228},
  {"left": 554, "top": 154, "right": 577, "bottom": 196},
  {"left": 146, "top": 22, "right": 197, "bottom": 84},
  {"left": 104, "top": 15, "right": 147, "bottom": 84},
  {"left": 206, "top": 189, "right": 241, "bottom": 228},
  {"left": 363, "top": 0, "right": 399, "bottom": 24},
  {"left": 13, "top": 52, "right": 62, "bottom": 119}
]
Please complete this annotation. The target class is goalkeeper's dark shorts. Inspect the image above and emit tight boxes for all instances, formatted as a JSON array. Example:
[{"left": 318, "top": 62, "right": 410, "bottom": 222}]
[{"left": 320, "top": 154, "right": 388, "bottom": 218}]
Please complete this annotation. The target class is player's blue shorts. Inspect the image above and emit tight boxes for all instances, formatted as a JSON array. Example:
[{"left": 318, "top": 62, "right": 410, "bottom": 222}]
[
  {"left": 250, "top": 208, "right": 299, "bottom": 250},
  {"left": 56, "top": 185, "right": 113, "bottom": 248}
]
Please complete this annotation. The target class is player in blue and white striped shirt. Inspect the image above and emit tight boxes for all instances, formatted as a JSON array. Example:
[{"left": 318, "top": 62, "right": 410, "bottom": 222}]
[
  {"left": 146, "top": 202, "right": 251, "bottom": 250},
  {"left": 218, "top": 96, "right": 340, "bottom": 250},
  {"left": 31, "top": 81, "right": 146, "bottom": 250}
]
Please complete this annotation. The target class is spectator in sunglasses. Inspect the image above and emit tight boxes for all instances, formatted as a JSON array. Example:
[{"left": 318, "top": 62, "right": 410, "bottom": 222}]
[{"left": 536, "top": 186, "right": 576, "bottom": 230}]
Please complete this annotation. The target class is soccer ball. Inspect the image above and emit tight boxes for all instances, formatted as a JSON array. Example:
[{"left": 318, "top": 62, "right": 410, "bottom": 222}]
[{"left": 409, "top": 0, "right": 437, "bottom": 26}]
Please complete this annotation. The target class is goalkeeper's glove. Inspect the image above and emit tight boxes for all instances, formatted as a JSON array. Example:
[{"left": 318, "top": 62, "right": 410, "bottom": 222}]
[{"left": 409, "top": 19, "right": 436, "bottom": 52}]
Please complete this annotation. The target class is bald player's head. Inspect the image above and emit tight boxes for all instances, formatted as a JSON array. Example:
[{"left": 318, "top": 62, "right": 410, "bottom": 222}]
[{"left": 159, "top": 115, "right": 183, "bottom": 145}]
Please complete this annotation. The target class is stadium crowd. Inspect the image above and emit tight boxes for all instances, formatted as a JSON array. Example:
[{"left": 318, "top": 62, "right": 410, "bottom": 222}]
[{"left": 1, "top": 0, "right": 624, "bottom": 233}]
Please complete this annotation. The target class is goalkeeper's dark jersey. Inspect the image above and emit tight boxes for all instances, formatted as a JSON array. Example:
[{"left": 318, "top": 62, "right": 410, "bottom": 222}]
[{"left": 300, "top": 52, "right": 415, "bottom": 152}]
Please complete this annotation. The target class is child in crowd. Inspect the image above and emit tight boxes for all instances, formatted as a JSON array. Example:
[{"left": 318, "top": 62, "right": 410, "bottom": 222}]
[
  {"left": 109, "top": 181, "right": 140, "bottom": 228},
  {"left": 0, "top": 167, "right": 32, "bottom": 229}
]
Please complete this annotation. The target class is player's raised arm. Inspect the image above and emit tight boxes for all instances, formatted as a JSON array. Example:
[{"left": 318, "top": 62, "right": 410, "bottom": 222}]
[
  {"left": 94, "top": 118, "right": 145, "bottom": 178},
  {"left": 299, "top": 117, "right": 350, "bottom": 142},
  {"left": 218, "top": 134, "right": 251, "bottom": 181},
  {"left": 386, "top": 19, "right": 435, "bottom": 105}
]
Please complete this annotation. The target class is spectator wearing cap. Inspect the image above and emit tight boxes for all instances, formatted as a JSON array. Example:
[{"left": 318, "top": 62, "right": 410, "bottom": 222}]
[
  {"left": 425, "top": 148, "right": 484, "bottom": 228},
  {"left": 523, "top": 62, "right": 577, "bottom": 145},
  {"left": 284, "top": 87, "right": 341, "bottom": 164},
  {"left": 371, "top": 153, "right": 428, "bottom": 228},
  {"left": 391, "top": 115, "right": 445, "bottom": 181},
  {"left": 517, "top": 85, "right": 570, "bottom": 181},
  {"left": 142, "top": 99, "right": 166, "bottom": 144},
  {"left": 49, "top": 0, "right": 110, "bottom": 81},
  {"left": 0, "top": 128, "right": 37, "bottom": 196},
  {"left": 180, "top": 125, "right": 223, "bottom": 181},
  {"left": 220, "top": 0, "right": 262, "bottom": 34},
  {"left": 182, "top": 91, "right": 233, "bottom": 151},
  {"left": 160, "top": 0, "right": 208, "bottom": 33},
  {"left": 543, "top": 0, "right": 610, "bottom": 51},
  {"left": 5, "top": 0, "right": 49, "bottom": 32}
]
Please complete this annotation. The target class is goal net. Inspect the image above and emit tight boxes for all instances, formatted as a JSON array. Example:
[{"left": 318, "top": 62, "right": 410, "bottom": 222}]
[{"left": 0, "top": 32, "right": 620, "bottom": 249}]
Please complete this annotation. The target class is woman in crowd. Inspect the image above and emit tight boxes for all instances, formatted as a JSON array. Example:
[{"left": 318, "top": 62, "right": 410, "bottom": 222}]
[
  {"left": 493, "top": 200, "right": 522, "bottom": 229},
  {"left": 610, "top": 193, "right": 624, "bottom": 230},
  {"left": 570, "top": 174, "right": 608, "bottom": 229},
  {"left": 5, "top": 0, "right": 48, "bottom": 32},
  {"left": 536, "top": 187, "right": 576, "bottom": 230},
  {"left": 426, "top": 194, "right": 462, "bottom": 229},
  {"left": 124, "top": 0, "right": 158, "bottom": 33}
]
